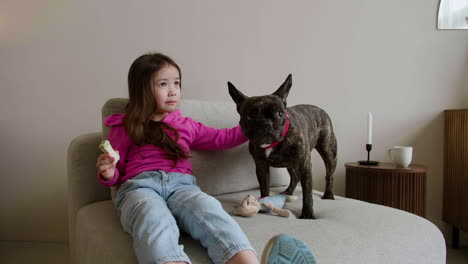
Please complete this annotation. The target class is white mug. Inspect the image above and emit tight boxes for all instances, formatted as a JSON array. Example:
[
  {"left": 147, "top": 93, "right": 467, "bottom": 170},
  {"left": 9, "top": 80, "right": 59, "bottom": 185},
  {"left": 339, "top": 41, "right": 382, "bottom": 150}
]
[{"left": 388, "top": 146, "right": 413, "bottom": 167}]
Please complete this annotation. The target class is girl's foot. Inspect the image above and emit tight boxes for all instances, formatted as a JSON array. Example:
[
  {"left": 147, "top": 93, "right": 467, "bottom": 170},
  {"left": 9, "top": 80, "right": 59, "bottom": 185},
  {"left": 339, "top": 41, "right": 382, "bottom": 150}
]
[{"left": 261, "top": 234, "right": 317, "bottom": 264}]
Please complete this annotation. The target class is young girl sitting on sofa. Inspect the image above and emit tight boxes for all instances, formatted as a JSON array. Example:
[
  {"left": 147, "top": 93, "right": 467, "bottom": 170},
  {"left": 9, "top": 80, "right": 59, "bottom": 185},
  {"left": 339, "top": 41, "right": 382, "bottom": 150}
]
[{"left": 96, "top": 52, "right": 316, "bottom": 264}]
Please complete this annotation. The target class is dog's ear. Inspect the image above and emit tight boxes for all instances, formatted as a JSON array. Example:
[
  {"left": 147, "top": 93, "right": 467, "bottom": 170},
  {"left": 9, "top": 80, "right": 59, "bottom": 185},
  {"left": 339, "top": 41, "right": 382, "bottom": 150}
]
[
  {"left": 272, "top": 74, "right": 292, "bottom": 107},
  {"left": 228, "top": 82, "right": 247, "bottom": 112}
]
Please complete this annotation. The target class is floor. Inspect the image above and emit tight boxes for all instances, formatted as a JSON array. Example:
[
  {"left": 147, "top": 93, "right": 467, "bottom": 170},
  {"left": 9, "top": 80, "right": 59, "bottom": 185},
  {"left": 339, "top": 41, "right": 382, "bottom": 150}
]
[
  {"left": 447, "top": 246, "right": 468, "bottom": 264},
  {"left": 1, "top": 241, "right": 468, "bottom": 263},
  {"left": 0, "top": 241, "right": 70, "bottom": 264}
]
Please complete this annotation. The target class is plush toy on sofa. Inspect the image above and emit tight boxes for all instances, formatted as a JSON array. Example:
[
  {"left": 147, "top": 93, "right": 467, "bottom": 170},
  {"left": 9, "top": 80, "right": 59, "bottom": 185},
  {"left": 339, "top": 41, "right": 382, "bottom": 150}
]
[{"left": 233, "top": 194, "right": 297, "bottom": 218}]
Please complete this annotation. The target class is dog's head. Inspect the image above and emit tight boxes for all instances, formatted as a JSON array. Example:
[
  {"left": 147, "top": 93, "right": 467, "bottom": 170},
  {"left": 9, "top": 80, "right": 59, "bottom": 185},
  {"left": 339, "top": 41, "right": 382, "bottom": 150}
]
[{"left": 228, "top": 74, "right": 292, "bottom": 147}]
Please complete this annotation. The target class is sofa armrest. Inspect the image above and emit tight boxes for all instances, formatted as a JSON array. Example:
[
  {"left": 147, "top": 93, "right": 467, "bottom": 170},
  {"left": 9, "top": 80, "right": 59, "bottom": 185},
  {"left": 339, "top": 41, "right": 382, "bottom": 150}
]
[{"left": 67, "top": 132, "right": 110, "bottom": 261}]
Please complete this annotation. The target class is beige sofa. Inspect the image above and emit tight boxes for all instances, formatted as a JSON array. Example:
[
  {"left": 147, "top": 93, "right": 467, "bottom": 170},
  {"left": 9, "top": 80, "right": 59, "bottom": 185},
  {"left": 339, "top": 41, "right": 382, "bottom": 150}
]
[{"left": 68, "top": 98, "right": 446, "bottom": 264}]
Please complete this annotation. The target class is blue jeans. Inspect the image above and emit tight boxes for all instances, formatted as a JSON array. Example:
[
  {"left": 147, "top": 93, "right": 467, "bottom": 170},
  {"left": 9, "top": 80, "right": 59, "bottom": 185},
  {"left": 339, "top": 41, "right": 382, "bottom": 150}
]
[{"left": 114, "top": 171, "right": 255, "bottom": 264}]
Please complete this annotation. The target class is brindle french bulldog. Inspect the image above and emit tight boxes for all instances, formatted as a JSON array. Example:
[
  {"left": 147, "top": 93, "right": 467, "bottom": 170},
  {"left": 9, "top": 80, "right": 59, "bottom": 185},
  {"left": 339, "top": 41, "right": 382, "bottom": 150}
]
[{"left": 228, "top": 74, "right": 337, "bottom": 219}]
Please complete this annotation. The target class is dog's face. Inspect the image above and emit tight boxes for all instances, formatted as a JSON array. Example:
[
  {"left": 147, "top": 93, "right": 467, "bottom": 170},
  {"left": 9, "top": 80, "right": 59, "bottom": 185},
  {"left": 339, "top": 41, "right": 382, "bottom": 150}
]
[{"left": 228, "top": 74, "right": 292, "bottom": 146}]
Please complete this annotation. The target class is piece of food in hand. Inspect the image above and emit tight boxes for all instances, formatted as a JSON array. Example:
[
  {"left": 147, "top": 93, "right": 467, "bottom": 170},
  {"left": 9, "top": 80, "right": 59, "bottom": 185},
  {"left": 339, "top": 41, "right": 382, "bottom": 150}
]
[{"left": 99, "top": 140, "right": 120, "bottom": 164}]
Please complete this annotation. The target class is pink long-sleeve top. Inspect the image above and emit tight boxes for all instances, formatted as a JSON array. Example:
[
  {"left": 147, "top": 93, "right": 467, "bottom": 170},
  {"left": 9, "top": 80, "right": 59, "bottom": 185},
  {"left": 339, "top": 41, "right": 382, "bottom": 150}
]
[{"left": 99, "top": 110, "right": 248, "bottom": 186}]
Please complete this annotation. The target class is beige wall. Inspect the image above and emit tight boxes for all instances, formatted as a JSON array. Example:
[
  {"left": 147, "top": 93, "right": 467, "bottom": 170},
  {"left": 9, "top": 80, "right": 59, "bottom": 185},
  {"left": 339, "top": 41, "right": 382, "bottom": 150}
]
[{"left": 1, "top": 0, "right": 467, "bottom": 244}]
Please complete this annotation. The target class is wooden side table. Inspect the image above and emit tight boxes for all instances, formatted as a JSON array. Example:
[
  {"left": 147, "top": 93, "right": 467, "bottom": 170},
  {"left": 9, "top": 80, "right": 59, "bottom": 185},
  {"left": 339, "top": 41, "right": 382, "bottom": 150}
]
[{"left": 345, "top": 162, "right": 427, "bottom": 217}]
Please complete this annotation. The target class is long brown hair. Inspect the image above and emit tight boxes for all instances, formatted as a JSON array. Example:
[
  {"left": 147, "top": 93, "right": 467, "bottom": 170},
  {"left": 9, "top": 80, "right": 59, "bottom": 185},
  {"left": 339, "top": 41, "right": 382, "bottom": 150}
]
[{"left": 125, "top": 53, "right": 190, "bottom": 162}]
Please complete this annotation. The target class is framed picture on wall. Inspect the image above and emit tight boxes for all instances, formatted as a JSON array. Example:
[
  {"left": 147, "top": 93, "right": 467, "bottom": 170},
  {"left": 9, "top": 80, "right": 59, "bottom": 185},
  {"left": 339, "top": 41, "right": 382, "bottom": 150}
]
[{"left": 438, "top": 0, "right": 468, "bottom": 29}]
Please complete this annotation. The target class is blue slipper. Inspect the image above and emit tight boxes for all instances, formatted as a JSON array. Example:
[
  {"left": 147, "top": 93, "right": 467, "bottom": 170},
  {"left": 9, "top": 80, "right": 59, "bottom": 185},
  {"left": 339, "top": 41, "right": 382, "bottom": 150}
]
[{"left": 261, "top": 234, "right": 317, "bottom": 264}]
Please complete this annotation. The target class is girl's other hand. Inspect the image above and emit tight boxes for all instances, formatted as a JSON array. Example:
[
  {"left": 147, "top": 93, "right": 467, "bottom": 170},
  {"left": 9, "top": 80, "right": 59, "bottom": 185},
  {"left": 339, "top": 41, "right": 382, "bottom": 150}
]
[{"left": 96, "top": 152, "right": 117, "bottom": 180}]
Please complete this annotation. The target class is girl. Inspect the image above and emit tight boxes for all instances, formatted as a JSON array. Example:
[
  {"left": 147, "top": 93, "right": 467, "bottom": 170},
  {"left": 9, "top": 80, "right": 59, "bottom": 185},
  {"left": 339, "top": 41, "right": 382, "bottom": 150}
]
[{"left": 96, "top": 53, "right": 316, "bottom": 264}]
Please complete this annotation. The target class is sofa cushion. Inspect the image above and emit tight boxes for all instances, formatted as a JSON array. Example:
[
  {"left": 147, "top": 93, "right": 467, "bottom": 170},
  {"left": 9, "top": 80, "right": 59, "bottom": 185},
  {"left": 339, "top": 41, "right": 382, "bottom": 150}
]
[
  {"left": 216, "top": 188, "right": 446, "bottom": 264},
  {"left": 101, "top": 98, "right": 289, "bottom": 196},
  {"left": 76, "top": 188, "right": 446, "bottom": 264}
]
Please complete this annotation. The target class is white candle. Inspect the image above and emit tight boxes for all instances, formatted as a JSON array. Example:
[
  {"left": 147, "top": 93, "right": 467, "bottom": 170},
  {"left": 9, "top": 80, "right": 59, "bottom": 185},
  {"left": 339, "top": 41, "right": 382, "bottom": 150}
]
[{"left": 367, "top": 112, "right": 372, "bottom": 144}]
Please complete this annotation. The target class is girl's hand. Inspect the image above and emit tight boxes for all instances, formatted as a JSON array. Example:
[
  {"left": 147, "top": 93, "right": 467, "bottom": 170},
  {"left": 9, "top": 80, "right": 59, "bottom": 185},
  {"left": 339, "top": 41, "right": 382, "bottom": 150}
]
[{"left": 96, "top": 152, "right": 118, "bottom": 181}]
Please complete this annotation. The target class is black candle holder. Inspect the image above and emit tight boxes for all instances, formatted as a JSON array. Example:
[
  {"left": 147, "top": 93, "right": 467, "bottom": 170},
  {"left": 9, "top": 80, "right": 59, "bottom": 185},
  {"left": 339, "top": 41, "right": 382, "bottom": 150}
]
[{"left": 358, "top": 144, "right": 380, "bottom": 165}]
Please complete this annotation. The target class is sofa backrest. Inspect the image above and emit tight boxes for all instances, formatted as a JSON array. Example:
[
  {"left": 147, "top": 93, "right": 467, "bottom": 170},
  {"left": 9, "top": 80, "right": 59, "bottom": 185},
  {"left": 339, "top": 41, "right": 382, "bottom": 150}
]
[{"left": 101, "top": 98, "right": 289, "bottom": 195}]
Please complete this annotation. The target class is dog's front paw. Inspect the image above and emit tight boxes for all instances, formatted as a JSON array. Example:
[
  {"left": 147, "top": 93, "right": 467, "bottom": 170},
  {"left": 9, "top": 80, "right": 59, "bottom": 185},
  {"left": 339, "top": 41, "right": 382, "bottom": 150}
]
[
  {"left": 322, "top": 191, "right": 335, "bottom": 200},
  {"left": 299, "top": 211, "right": 316, "bottom": 219}
]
